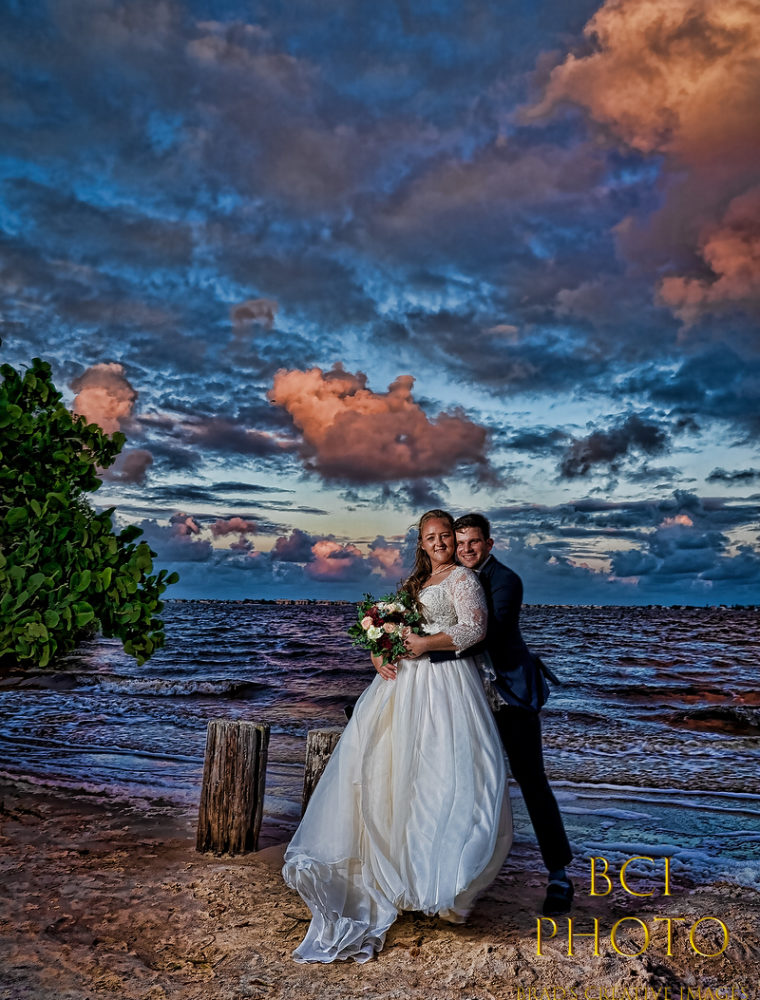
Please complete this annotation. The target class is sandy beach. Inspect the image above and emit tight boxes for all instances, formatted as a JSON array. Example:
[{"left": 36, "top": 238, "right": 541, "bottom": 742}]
[{"left": 1, "top": 777, "right": 758, "bottom": 1000}]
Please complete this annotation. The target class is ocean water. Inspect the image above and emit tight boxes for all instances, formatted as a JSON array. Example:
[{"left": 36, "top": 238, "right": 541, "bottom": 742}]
[{"left": 1, "top": 602, "right": 759, "bottom": 889}]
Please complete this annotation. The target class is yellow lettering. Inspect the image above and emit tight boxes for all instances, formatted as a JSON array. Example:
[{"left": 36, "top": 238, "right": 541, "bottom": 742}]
[
  {"left": 590, "top": 857, "right": 613, "bottom": 896},
  {"left": 610, "top": 916, "right": 650, "bottom": 957},
  {"left": 536, "top": 917, "right": 557, "bottom": 956},
  {"left": 664, "top": 855, "right": 672, "bottom": 896},
  {"left": 652, "top": 915, "right": 686, "bottom": 956},
  {"left": 689, "top": 917, "right": 730, "bottom": 958},
  {"left": 620, "top": 856, "right": 655, "bottom": 897},
  {"left": 568, "top": 917, "right": 600, "bottom": 956}
]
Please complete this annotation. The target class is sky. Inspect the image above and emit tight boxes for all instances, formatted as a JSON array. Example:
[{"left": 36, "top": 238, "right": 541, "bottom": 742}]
[{"left": 1, "top": 0, "right": 759, "bottom": 603}]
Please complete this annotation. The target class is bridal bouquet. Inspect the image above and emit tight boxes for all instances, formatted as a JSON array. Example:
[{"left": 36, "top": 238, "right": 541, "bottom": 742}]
[{"left": 348, "top": 589, "right": 423, "bottom": 665}]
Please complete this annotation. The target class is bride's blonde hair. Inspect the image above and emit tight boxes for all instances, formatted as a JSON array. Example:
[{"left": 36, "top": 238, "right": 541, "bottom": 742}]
[{"left": 404, "top": 509, "right": 455, "bottom": 611}]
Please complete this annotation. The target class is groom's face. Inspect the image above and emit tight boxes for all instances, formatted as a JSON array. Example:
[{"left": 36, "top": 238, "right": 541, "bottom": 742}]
[{"left": 455, "top": 527, "right": 493, "bottom": 570}]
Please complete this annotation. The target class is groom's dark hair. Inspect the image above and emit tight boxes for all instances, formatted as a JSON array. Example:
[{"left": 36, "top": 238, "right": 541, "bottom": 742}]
[{"left": 453, "top": 513, "right": 491, "bottom": 539}]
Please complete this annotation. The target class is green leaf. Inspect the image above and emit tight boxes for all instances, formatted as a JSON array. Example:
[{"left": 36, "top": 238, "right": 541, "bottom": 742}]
[
  {"left": 74, "top": 606, "right": 95, "bottom": 628},
  {"left": 5, "top": 507, "right": 27, "bottom": 529}
]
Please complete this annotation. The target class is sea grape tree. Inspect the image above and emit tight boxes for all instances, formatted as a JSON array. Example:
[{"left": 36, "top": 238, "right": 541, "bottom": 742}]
[{"left": 0, "top": 353, "right": 178, "bottom": 668}]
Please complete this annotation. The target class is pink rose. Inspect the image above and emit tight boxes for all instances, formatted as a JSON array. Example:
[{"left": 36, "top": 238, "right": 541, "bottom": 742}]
[
  {"left": 361, "top": 616, "right": 374, "bottom": 630},
  {"left": 382, "top": 622, "right": 395, "bottom": 633}
]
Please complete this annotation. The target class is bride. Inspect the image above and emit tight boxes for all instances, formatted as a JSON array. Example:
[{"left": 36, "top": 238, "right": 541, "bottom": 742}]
[{"left": 282, "top": 509, "right": 512, "bottom": 963}]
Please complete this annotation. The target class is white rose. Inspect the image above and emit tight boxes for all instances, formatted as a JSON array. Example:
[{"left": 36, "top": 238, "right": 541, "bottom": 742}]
[{"left": 367, "top": 626, "right": 383, "bottom": 640}]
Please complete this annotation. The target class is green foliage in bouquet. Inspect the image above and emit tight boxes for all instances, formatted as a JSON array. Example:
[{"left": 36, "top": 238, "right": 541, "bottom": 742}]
[
  {"left": 0, "top": 353, "right": 179, "bottom": 669},
  {"left": 348, "top": 589, "right": 423, "bottom": 665}
]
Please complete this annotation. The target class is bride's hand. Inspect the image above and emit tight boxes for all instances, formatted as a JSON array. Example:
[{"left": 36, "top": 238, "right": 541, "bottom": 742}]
[
  {"left": 402, "top": 630, "right": 427, "bottom": 658},
  {"left": 371, "top": 651, "right": 397, "bottom": 681}
]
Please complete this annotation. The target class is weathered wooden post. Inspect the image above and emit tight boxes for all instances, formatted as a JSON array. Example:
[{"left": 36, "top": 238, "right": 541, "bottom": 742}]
[
  {"left": 301, "top": 727, "right": 343, "bottom": 816},
  {"left": 196, "top": 719, "right": 270, "bottom": 855}
]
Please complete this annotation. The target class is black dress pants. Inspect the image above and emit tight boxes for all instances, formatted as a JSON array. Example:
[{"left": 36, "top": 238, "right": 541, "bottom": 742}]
[{"left": 493, "top": 705, "right": 572, "bottom": 873}]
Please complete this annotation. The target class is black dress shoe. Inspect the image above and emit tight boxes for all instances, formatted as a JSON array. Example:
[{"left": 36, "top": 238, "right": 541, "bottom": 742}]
[{"left": 542, "top": 877, "right": 574, "bottom": 916}]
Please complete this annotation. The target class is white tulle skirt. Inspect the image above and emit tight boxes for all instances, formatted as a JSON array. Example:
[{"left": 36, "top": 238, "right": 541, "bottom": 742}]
[{"left": 282, "top": 654, "right": 513, "bottom": 963}]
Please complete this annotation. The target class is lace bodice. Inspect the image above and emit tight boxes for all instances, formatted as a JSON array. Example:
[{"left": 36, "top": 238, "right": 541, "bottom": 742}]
[{"left": 418, "top": 565, "right": 487, "bottom": 652}]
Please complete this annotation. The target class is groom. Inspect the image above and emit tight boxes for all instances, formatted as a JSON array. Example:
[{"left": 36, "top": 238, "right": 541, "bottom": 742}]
[
  {"left": 428, "top": 513, "right": 574, "bottom": 916},
  {"left": 447, "top": 513, "right": 573, "bottom": 915}
]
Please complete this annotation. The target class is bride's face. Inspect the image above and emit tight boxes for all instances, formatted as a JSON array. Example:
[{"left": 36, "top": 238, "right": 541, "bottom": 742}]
[{"left": 420, "top": 517, "right": 455, "bottom": 568}]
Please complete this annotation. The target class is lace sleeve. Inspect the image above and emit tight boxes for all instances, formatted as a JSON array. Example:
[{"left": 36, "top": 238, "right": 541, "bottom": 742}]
[{"left": 446, "top": 567, "right": 488, "bottom": 652}]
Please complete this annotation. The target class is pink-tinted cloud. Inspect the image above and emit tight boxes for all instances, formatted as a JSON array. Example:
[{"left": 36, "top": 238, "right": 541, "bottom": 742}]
[
  {"left": 368, "top": 536, "right": 405, "bottom": 582},
  {"left": 305, "top": 538, "right": 371, "bottom": 582},
  {"left": 99, "top": 448, "right": 153, "bottom": 484},
  {"left": 231, "top": 297, "right": 279, "bottom": 329},
  {"left": 268, "top": 364, "right": 490, "bottom": 483},
  {"left": 229, "top": 536, "right": 254, "bottom": 552},
  {"left": 524, "top": 0, "right": 760, "bottom": 323},
  {"left": 660, "top": 514, "right": 694, "bottom": 529},
  {"left": 170, "top": 512, "right": 202, "bottom": 536},
  {"left": 136, "top": 515, "right": 214, "bottom": 563},
  {"left": 524, "top": 0, "right": 759, "bottom": 165},
  {"left": 70, "top": 362, "right": 137, "bottom": 433},
  {"left": 210, "top": 516, "right": 258, "bottom": 537},
  {"left": 658, "top": 185, "right": 760, "bottom": 323}
]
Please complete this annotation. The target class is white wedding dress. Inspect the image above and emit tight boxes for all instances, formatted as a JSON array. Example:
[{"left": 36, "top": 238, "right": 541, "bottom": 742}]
[{"left": 282, "top": 565, "right": 513, "bottom": 963}]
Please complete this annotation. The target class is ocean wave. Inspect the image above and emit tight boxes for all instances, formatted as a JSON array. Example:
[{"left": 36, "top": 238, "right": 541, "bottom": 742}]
[
  {"left": 670, "top": 705, "right": 760, "bottom": 735},
  {"left": 91, "top": 676, "right": 274, "bottom": 698}
]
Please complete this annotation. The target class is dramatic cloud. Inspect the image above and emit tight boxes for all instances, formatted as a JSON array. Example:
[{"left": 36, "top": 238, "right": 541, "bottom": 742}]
[
  {"left": 268, "top": 365, "right": 490, "bottom": 483},
  {"left": 231, "top": 298, "right": 279, "bottom": 329},
  {"left": 367, "top": 536, "right": 406, "bottom": 583},
  {"left": 707, "top": 468, "right": 760, "bottom": 484},
  {"left": 136, "top": 515, "right": 214, "bottom": 562},
  {"left": 271, "top": 528, "right": 316, "bottom": 562},
  {"left": 610, "top": 515, "right": 738, "bottom": 583},
  {"left": 181, "top": 417, "right": 296, "bottom": 457},
  {"left": 524, "top": 0, "right": 760, "bottom": 163},
  {"left": 304, "top": 539, "right": 372, "bottom": 582},
  {"left": 658, "top": 186, "right": 760, "bottom": 323},
  {"left": 559, "top": 414, "right": 669, "bottom": 478},
  {"left": 70, "top": 362, "right": 138, "bottom": 434},
  {"left": 99, "top": 448, "right": 154, "bottom": 485},
  {"left": 2, "top": 1, "right": 758, "bottom": 602},
  {"left": 169, "top": 512, "right": 202, "bottom": 536},
  {"left": 210, "top": 516, "right": 258, "bottom": 537},
  {"left": 524, "top": 0, "right": 760, "bottom": 323}
]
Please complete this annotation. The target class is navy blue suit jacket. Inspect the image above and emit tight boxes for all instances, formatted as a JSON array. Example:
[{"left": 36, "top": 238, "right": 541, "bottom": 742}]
[{"left": 431, "top": 556, "right": 550, "bottom": 712}]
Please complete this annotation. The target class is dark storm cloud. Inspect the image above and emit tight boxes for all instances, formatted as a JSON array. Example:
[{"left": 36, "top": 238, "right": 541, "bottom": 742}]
[
  {"left": 624, "top": 465, "right": 687, "bottom": 485},
  {"left": 559, "top": 414, "right": 670, "bottom": 478},
  {"left": 507, "top": 426, "right": 569, "bottom": 454},
  {"left": 210, "top": 481, "right": 295, "bottom": 494},
  {"left": 707, "top": 468, "right": 760, "bottom": 484},
  {"left": 271, "top": 528, "right": 316, "bottom": 563},
  {"left": 181, "top": 417, "right": 297, "bottom": 457},
  {"left": 625, "top": 347, "right": 760, "bottom": 438},
  {"left": 5, "top": 177, "right": 194, "bottom": 271},
  {"left": 487, "top": 491, "right": 759, "bottom": 540}
]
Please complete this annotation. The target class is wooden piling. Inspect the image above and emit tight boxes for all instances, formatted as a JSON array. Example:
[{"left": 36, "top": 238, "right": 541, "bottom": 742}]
[
  {"left": 301, "top": 727, "right": 343, "bottom": 816},
  {"left": 196, "top": 719, "right": 270, "bottom": 855}
]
